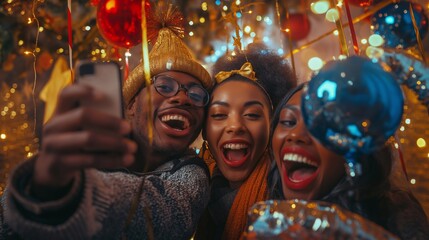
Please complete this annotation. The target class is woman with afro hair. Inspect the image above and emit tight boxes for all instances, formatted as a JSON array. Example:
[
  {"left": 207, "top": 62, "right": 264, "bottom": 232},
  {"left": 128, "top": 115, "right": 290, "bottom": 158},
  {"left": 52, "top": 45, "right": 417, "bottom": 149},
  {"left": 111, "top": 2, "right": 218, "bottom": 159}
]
[{"left": 195, "top": 43, "right": 297, "bottom": 240}]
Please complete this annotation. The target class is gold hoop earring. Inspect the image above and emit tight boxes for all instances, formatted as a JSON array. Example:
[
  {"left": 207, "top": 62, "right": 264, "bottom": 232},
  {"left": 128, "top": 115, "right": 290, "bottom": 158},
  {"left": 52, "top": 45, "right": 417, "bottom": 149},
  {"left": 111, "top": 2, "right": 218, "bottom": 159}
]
[{"left": 199, "top": 140, "right": 209, "bottom": 158}]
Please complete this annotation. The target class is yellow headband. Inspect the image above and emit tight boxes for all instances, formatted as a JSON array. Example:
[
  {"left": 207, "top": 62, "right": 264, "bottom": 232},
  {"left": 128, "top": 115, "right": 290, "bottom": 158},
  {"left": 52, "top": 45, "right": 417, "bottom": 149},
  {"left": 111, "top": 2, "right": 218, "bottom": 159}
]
[{"left": 214, "top": 62, "right": 257, "bottom": 83}]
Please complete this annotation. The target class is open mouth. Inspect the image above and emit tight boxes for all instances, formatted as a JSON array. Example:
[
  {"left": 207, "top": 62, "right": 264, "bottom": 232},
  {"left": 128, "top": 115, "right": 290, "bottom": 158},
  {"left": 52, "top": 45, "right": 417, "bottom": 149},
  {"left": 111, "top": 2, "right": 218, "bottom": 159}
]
[
  {"left": 160, "top": 114, "right": 190, "bottom": 131},
  {"left": 282, "top": 153, "right": 319, "bottom": 190},
  {"left": 222, "top": 143, "right": 249, "bottom": 167}
]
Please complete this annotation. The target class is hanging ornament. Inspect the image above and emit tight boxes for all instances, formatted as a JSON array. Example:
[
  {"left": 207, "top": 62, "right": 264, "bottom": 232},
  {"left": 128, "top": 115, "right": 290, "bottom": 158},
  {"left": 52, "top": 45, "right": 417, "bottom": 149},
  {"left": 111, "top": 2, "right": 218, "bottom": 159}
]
[
  {"left": 348, "top": 0, "right": 374, "bottom": 8},
  {"left": 90, "top": 0, "right": 100, "bottom": 6},
  {"left": 36, "top": 51, "right": 54, "bottom": 74},
  {"left": 282, "top": 13, "right": 311, "bottom": 41},
  {"left": 371, "top": 1, "right": 428, "bottom": 49},
  {"left": 97, "top": 0, "right": 151, "bottom": 48},
  {"left": 301, "top": 56, "right": 403, "bottom": 177},
  {"left": 379, "top": 48, "right": 429, "bottom": 112}
]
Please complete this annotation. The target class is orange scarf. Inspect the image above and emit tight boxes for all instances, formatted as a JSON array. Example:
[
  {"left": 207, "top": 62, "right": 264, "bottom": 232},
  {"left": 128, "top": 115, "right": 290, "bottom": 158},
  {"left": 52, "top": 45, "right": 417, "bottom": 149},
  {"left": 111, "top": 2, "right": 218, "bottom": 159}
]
[
  {"left": 199, "top": 143, "right": 270, "bottom": 240},
  {"left": 222, "top": 154, "right": 269, "bottom": 240}
]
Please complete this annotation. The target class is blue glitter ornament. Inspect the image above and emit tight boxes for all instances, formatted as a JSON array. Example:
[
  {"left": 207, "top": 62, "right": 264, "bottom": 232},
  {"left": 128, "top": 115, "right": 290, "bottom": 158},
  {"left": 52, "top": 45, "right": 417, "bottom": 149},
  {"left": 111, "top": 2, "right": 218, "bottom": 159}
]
[
  {"left": 371, "top": 1, "right": 428, "bottom": 49},
  {"left": 301, "top": 56, "right": 403, "bottom": 177},
  {"left": 380, "top": 49, "right": 429, "bottom": 111}
]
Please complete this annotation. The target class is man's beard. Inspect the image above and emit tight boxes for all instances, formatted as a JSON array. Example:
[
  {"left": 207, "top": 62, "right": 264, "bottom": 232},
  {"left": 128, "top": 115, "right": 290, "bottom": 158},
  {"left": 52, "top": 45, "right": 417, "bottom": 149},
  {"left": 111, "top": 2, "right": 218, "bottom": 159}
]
[{"left": 135, "top": 129, "right": 187, "bottom": 157}]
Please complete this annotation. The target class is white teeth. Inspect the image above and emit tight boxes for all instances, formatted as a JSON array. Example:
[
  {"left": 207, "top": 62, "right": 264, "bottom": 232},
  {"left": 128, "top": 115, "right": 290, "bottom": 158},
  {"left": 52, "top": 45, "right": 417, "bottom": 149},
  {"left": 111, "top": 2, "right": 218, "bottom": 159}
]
[
  {"left": 223, "top": 143, "right": 248, "bottom": 150},
  {"left": 161, "top": 114, "right": 190, "bottom": 128},
  {"left": 282, "top": 153, "right": 318, "bottom": 167}
]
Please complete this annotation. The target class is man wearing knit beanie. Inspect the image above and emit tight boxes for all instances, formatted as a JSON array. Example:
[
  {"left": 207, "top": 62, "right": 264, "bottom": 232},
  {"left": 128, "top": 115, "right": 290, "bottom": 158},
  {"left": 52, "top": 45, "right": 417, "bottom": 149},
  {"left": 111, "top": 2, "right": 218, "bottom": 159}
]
[{"left": 2, "top": 5, "right": 213, "bottom": 240}]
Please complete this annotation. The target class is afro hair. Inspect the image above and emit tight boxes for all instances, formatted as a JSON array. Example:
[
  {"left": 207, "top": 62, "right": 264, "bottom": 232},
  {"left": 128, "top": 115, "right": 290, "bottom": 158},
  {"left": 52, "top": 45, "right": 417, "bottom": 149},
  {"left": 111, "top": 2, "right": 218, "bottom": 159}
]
[{"left": 212, "top": 43, "right": 297, "bottom": 109}]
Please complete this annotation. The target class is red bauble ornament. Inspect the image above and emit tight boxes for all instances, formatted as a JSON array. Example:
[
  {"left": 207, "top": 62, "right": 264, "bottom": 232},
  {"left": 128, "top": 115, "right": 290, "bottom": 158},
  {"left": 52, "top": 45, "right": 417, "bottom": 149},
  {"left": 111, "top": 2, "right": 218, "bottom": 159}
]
[
  {"left": 282, "top": 13, "right": 311, "bottom": 41},
  {"left": 348, "top": 0, "right": 373, "bottom": 8},
  {"left": 97, "top": 0, "right": 151, "bottom": 48},
  {"left": 90, "top": 0, "right": 100, "bottom": 6}
]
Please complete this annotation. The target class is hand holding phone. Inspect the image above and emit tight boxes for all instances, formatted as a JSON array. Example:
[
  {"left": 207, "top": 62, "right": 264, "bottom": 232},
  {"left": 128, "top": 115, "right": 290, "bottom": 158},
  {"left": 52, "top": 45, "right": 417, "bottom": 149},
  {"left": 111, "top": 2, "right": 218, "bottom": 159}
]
[
  {"left": 33, "top": 61, "right": 135, "bottom": 196},
  {"left": 75, "top": 60, "right": 124, "bottom": 118}
]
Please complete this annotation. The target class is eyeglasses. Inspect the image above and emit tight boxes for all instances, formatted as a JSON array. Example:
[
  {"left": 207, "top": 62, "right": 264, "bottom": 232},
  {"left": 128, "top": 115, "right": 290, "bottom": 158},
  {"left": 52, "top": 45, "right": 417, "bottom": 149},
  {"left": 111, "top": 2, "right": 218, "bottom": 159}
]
[{"left": 152, "top": 75, "right": 209, "bottom": 107}]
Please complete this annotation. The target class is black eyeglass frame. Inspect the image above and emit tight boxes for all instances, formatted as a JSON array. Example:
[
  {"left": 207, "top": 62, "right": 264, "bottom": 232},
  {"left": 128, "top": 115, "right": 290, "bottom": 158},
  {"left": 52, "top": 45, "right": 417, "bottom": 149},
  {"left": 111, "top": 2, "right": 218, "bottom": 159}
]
[{"left": 151, "top": 75, "right": 210, "bottom": 107}]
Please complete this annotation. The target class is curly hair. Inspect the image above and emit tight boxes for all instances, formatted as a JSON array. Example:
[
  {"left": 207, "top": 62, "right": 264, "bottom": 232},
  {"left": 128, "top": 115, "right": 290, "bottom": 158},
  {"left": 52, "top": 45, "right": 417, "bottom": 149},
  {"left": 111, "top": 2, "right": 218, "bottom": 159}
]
[{"left": 211, "top": 43, "right": 297, "bottom": 109}]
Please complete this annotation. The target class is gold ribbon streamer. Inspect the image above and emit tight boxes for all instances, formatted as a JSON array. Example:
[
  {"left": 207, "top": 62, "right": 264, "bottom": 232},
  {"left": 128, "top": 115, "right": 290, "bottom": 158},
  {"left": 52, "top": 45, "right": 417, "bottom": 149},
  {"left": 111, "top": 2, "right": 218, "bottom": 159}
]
[
  {"left": 286, "top": 0, "right": 396, "bottom": 57},
  {"left": 409, "top": 3, "right": 427, "bottom": 64},
  {"left": 329, "top": 0, "right": 349, "bottom": 56},
  {"left": 142, "top": 0, "right": 153, "bottom": 145},
  {"left": 215, "top": 62, "right": 257, "bottom": 83},
  {"left": 280, "top": 0, "right": 296, "bottom": 78}
]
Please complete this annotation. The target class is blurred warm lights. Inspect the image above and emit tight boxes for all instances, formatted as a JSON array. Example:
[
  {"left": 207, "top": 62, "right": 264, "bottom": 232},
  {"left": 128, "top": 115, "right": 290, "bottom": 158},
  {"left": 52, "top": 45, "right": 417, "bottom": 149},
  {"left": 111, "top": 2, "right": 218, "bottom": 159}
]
[
  {"left": 368, "top": 34, "right": 384, "bottom": 47},
  {"left": 325, "top": 8, "right": 340, "bottom": 22},
  {"left": 311, "top": 0, "right": 330, "bottom": 14},
  {"left": 264, "top": 17, "right": 271, "bottom": 23},
  {"left": 417, "top": 138, "right": 426, "bottom": 148},
  {"left": 365, "top": 46, "right": 384, "bottom": 59},
  {"left": 201, "top": 2, "right": 208, "bottom": 11},
  {"left": 405, "top": 118, "right": 411, "bottom": 124},
  {"left": 361, "top": 39, "right": 368, "bottom": 44},
  {"left": 411, "top": 179, "right": 416, "bottom": 184},
  {"left": 244, "top": 26, "right": 251, "bottom": 33},
  {"left": 338, "top": 55, "right": 347, "bottom": 60},
  {"left": 308, "top": 57, "right": 324, "bottom": 71},
  {"left": 0, "top": 134, "right": 6, "bottom": 140}
]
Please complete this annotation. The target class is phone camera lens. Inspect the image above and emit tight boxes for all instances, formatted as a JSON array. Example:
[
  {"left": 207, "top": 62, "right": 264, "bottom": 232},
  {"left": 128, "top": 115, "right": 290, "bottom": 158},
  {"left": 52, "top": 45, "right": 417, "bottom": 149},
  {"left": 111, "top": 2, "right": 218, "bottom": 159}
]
[{"left": 80, "top": 63, "right": 95, "bottom": 76}]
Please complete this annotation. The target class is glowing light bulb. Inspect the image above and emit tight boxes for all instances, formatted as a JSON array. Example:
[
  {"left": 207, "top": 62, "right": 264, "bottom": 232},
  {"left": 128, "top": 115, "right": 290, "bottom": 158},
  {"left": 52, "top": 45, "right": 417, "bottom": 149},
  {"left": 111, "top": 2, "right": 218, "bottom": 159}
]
[
  {"left": 368, "top": 34, "right": 384, "bottom": 47},
  {"left": 325, "top": 8, "right": 339, "bottom": 22},
  {"left": 311, "top": 0, "right": 330, "bottom": 14},
  {"left": 417, "top": 138, "right": 426, "bottom": 148},
  {"left": 244, "top": 26, "right": 251, "bottom": 33},
  {"left": 308, "top": 57, "right": 324, "bottom": 71}
]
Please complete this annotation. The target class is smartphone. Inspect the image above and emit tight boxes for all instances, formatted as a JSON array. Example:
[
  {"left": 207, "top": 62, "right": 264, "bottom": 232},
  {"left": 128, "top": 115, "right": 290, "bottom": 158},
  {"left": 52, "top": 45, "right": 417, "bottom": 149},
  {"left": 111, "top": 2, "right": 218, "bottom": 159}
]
[{"left": 75, "top": 60, "right": 124, "bottom": 118}]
